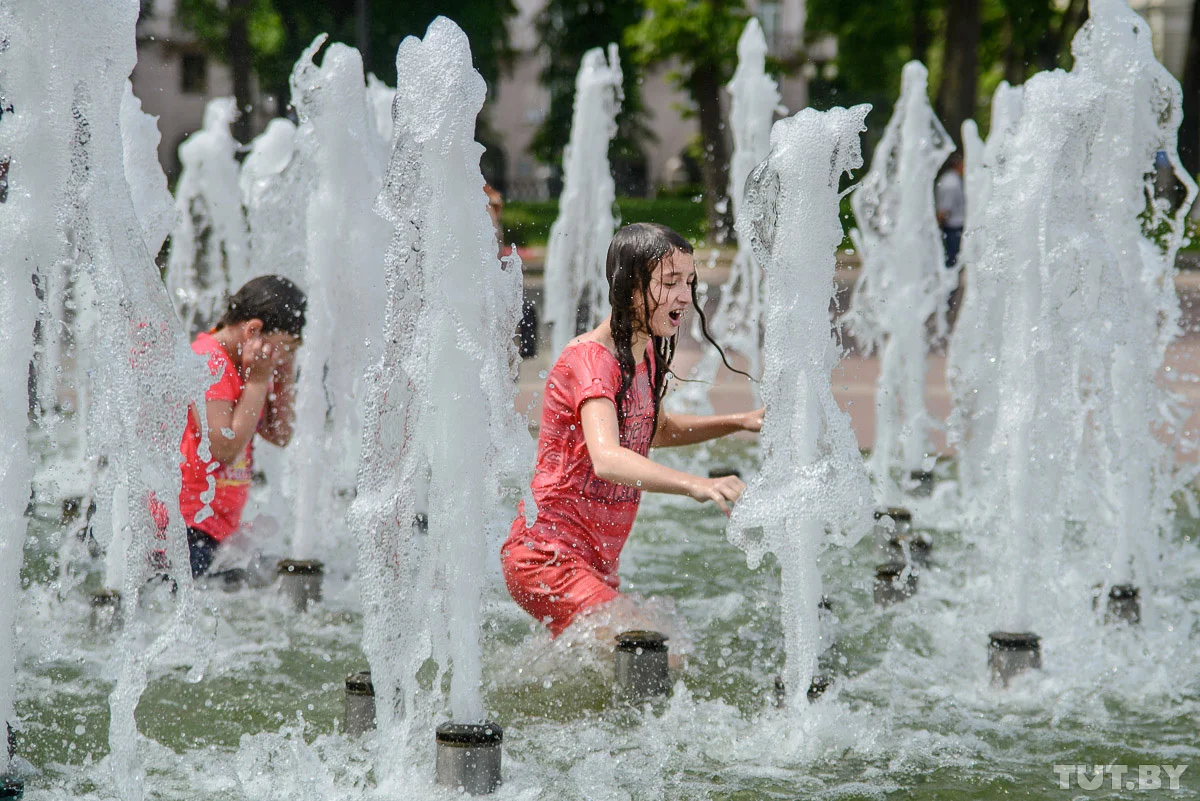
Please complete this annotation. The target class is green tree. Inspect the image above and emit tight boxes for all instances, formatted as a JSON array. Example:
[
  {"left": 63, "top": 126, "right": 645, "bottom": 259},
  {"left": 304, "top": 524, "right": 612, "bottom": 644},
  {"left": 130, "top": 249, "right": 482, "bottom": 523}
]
[
  {"left": 936, "top": 0, "right": 980, "bottom": 146},
  {"left": 531, "top": 0, "right": 651, "bottom": 196},
  {"left": 626, "top": 0, "right": 748, "bottom": 233},
  {"left": 175, "top": 0, "right": 517, "bottom": 140},
  {"left": 808, "top": 0, "right": 920, "bottom": 107},
  {"left": 807, "top": 0, "right": 1085, "bottom": 144},
  {"left": 176, "top": 0, "right": 285, "bottom": 142},
  {"left": 1181, "top": 0, "right": 1200, "bottom": 177}
]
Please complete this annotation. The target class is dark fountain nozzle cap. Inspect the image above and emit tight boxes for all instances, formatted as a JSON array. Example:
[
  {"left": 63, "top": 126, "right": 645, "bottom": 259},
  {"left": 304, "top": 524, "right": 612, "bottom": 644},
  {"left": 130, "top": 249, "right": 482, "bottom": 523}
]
[
  {"left": 345, "top": 670, "right": 374, "bottom": 695},
  {"left": 873, "top": 507, "right": 912, "bottom": 522},
  {"left": 90, "top": 588, "right": 121, "bottom": 606},
  {"left": 615, "top": 630, "right": 669, "bottom": 653},
  {"left": 875, "top": 562, "right": 910, "bottom": 579},
  {"left": 0, "top": 775, "right": 23, "bottom": 800},
  {"left": 1109, "top": 584, "right": 1139, "bottom": 600},
  {"left": 707, "top": 466, "right": 742, "bottom": 479},
  {"left": 436, "top": 722, "right": 504, "bottom": 746},
  {"left": 988, "top": 631, "right": 1041, "bottom": 650},
  {"left": 277, "top": 559, "right": 324, "bottom": 575}
]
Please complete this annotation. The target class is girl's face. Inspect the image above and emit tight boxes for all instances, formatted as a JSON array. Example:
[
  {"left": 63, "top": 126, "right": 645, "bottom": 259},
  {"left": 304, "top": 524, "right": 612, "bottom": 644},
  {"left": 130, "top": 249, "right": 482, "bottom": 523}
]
[{"left": 637, "top": 249, "right": 696, "bottom": 337}]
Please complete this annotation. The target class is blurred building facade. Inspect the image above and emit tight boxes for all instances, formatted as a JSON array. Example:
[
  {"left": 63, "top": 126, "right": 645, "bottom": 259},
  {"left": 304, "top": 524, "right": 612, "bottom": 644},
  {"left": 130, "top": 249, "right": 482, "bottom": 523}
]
[{"left": 1130, "top": 0, "right": 1194, "bottom": 76}]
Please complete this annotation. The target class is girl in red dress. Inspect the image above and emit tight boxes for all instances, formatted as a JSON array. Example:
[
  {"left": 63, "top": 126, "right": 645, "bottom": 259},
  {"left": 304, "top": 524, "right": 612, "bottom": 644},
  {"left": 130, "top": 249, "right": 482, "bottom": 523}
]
[{"left": 502, "top": 223, "right": 763, "bottom": 639}]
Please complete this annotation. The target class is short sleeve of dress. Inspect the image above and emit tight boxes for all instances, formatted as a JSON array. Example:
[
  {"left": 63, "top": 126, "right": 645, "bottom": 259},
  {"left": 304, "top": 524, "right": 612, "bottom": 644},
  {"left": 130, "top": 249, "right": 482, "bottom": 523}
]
[
  {"left": 564, "top": 343, "right": 622, "bottom": 414},
  {"left": 204, "top": 350, "right": 241, "bottom": 403}
]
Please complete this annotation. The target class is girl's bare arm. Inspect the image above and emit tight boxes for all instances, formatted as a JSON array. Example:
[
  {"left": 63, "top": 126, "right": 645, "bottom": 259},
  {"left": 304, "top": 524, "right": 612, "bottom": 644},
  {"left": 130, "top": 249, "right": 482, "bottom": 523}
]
[
  {"left": 580, "top": 397, "right": 745, "bottom": 514},
  {"left": 651, "top": 408, "right": 763, "bottom": 447}
]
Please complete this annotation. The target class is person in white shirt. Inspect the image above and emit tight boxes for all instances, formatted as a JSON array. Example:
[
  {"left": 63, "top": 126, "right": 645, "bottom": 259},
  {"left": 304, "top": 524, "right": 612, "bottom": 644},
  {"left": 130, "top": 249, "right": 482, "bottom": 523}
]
[{"left": 935, "top": 152, "right": 965, "bottom": 269}]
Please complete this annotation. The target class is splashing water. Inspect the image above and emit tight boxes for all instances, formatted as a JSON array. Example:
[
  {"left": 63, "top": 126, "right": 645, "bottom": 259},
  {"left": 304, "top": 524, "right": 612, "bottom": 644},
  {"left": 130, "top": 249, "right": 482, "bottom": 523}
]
[
  {"left": 365, "top": 74, "right": 396, "bottom": 153},
  {"left": 0, "top": 5, "right": 40, "bottom": 773},
  {"left": 543, "top": 44, "right": 622, "bottom": 357},
  {"left": 945, "top": 82, "right": 1023, "bottom": 519},
  {"left": 846, "top": 61, "right": 955, "bottom": 501},
  {"left": 348, "top": 15, "right": 532, "bottom": 777},
  {"left": 166, "top": 97, "right": 250, "bottom": 334},
  {"left": 674, "top": 19, "right": 780, "bottom": 413},
  {"left": 957, "top": 0, "right": 1197, "bottom": 631},
  {"left": 240, "top": 118, "right": 308, "bottom": 288},
  {"left": 285, "top": 38, "right": 389, "bottom": 559},
  {"left": 729, "top": 104, "right": 874, "bottom": 710},
  {"left": 1, "top": 2, "right": 211, "bottom": 798},
  {"left": 1069, "top": 0, "right": 1198, "bottom": 589}
]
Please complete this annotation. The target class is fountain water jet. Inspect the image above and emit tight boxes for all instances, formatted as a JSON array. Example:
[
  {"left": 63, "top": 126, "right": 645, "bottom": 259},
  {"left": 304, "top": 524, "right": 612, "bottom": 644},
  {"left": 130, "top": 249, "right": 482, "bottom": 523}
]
[
  {"left": 285, "top": 37, "right": 389, "bottom": 562},
  {"left": 348, "top": 16, "right": 531, "bottom": 789},
  {"left": 729, "top": 103, "right": 873, "bottom": 711},
  {"left": 0, "top": 6, "right": 40, "bottom": 783},
  {"left": 543, "top": 45, "right": 622, "bottom": 357},
  {"left": 674, "top": 18, "right": 780, "bottom": 413},
  {"left": 1069, "top": 0, "right": 1197, "bottom": 599},
  {"left": 166, "top": 97, "right": 250, "bottom": 335},
  {"left": 846, "top": 61, "right": 955, "bottom": 503},
  {"left": 946, "top": 82, "right": 1024, "bottom": 520},
  {"left": 2, "top": 3, "right": 212, "bottom": 798},
  {"left": 239, "top": 118, "right": 309, "bottom": 288}
]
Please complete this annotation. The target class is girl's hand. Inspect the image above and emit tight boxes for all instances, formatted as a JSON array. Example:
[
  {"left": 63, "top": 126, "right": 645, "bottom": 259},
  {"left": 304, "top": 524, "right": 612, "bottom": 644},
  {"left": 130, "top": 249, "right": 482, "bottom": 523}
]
[
  {"left": 688, "top": 474, "right": 746, "bottom": 516},
  {"left": 742, "top": 407, "right": 765, "bottom": 433},
  {"left": 243, "top": 337, "right": 276, "bottom": 385}
]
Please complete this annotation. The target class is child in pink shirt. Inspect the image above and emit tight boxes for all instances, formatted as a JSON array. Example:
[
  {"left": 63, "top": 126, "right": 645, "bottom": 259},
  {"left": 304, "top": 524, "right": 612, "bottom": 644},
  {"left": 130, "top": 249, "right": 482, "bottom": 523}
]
[{"left": 179, "top": 276, "right": 306, "bottom": 576}]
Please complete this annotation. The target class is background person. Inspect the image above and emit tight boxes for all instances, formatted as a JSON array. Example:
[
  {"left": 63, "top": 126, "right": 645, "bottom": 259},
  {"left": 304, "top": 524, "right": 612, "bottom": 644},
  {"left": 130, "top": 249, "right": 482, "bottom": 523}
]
[{"left": 179, "top": 275, "right": 306, "bottom": 577}]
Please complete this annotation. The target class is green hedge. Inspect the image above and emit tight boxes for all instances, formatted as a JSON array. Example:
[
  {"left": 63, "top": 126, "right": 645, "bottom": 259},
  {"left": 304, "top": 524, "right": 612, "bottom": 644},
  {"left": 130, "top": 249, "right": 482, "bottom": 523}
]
[
  {"left": 505, "top": 194, "right": 860, "bottom": 250},
  {"left": 503, "top": 196, "right": 708, "bottom": 247}
]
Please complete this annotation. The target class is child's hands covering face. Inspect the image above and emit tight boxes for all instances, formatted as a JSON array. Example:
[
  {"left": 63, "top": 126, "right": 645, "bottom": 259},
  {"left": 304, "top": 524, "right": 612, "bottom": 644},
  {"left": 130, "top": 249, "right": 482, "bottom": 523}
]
[{"left": 242, "top": 335, "right": 277, "bottom": 385}]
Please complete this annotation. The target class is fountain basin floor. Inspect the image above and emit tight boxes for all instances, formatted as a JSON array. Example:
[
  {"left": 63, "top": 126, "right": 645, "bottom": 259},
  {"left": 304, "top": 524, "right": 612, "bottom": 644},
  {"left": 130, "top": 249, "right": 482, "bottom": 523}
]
[{"left": 11, "top": 439, "right": 1200, "bottom": 799}]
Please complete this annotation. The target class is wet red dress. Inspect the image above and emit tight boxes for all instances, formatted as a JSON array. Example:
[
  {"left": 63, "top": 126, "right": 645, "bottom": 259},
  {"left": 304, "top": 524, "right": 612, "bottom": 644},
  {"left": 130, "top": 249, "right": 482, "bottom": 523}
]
[{"left": 501, "top": 341, "right": 655, "bottom": 636}]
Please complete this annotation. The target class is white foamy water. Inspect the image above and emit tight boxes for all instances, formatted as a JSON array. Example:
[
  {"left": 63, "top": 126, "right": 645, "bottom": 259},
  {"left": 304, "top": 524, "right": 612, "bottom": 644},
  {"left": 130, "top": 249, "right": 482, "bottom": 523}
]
[
  {"left": 348, "top": 14, "right": 532, "bottom": 780},
  {"left": 1070, "top": 0, "right": 1198, "bottom": 588},
  {"left": 240, "top": 118, "right": 308, "bottom": 287},
  {"left": 846, "top": 61, "right": 955, "bottom": 502},
  {"left": 674, "top": 19, "right": 780, "bottom": 413},
  {"left": 0, "top": 2, "right": 211, "bottom": 798},
  {"left": 945, "top": 82, "right": 1023, "bottom": 519},
  {"left": 729, "top": 104, "right": 874, "bottom": 709},
  {"left": 543, "top": 44, "right": 622, "bottom": 357},
  {"left": 955, "top": 0, "right": 1197, "bottom": 631},
  {"left": 285, "top": 37, "right": 389, "bottom": 560},
  {"left": 166, "top": 97, "right": 250, "bottom": 335}
]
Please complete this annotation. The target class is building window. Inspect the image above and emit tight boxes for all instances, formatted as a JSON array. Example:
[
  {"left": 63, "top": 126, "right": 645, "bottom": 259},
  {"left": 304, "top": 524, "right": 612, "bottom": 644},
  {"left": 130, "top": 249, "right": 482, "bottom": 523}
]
[{"left": 181, "top": 53, "right": 207, "bottom": 94}]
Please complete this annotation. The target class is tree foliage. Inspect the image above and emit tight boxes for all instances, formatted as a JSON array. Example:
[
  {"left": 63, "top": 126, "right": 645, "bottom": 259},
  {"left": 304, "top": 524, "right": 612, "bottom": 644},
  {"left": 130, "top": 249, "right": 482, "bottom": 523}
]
[
  {"left": 175, "top": 0, "right": 517, "bottom": 113},
  {"left": 625, "top": 0, "right": 748, "bottom": 230},
  {"left": 531, "top": 0, "right": 650, "bottom": 194},
  {"left": 625, "top": 0, "right": 747, "bottom": 87},
  {"left": 806, "top": 0, "right": 1087, "bottom": 139}
]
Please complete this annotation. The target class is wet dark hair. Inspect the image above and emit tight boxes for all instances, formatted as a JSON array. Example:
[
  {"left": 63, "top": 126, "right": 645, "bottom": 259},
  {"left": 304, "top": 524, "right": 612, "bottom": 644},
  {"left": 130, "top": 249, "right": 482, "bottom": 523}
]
[
  {"left": 217, "top": 275, "right": 307, "bottom": 337},
  {"left": 606, "top": 223, "right": 745, "bottom": 434}
]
